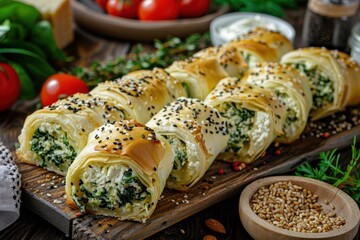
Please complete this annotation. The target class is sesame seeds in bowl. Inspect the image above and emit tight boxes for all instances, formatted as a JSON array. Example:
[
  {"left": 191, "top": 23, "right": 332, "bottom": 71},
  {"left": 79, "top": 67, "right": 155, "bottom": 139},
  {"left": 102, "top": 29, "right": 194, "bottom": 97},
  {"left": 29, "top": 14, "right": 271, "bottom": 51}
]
[{"left": 239, "top": 176, "right": 360, "bottom": 240}]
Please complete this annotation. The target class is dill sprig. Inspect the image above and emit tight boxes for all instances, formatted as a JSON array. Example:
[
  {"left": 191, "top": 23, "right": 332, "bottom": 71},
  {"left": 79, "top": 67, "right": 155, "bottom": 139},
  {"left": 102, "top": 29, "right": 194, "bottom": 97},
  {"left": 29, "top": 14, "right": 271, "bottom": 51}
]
[
  {"left": 69, "top": 33, "right": 211, "bottom": 88},
  {"left": 295, "top": 138, "right": 360, "bottom": 206}
]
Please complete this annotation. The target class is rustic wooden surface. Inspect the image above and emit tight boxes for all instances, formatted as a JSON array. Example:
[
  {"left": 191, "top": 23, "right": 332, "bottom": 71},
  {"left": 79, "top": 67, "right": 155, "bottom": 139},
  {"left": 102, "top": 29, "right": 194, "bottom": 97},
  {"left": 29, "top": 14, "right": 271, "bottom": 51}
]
[{"left": 1, "top": 4, "right": 360, "bottom": 240}]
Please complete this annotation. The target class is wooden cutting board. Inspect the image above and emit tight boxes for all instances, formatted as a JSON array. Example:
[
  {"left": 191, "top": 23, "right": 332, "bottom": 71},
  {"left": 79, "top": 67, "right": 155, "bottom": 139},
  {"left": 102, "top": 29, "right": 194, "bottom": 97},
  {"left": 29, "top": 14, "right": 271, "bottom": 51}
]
[{"left": 4, "top": 103, "right": 360, "bottom": 239}]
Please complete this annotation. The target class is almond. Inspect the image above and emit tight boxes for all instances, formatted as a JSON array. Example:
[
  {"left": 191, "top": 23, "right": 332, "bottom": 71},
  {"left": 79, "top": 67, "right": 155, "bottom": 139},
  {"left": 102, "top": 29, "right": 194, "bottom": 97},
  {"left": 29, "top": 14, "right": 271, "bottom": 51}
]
[
  {"left": 203, "top": 235, "right": 217, "bottom": 240},
  {"left": 204, "top": 218, "right": 226, "bottom": 234}
]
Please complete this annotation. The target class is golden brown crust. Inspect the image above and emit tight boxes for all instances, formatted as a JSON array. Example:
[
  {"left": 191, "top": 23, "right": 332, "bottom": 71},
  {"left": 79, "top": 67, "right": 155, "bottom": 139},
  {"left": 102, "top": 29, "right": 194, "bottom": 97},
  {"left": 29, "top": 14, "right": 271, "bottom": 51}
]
[
  {"left": 166, "top": 57, "right": 228, "bottom": 99},
  {"left": 281, "top": 47, "right": 352, "bottom": 120},
  {"left": 228, "top": 39, "right": 279, "bottom": 63},
  {"left": 330, "top": 50, "right": 360, "bottom": 106},
  {"left": 194, "top": 45, "right": 247, "bottom": 77},
  {"left": 241, "top": 27, "right": 294, "bottom": 57},
  {"left": 91, "top": 68, "right": 185, "bottom": 123},
  {"left": 242, "top": 62, "right": 313, "bottom": 143},
  {"left": 92, "top": 120, "right": 164, "bottom": 175},
  {"left": 66, "top": 198, "right": 77, "bottom": 209}
]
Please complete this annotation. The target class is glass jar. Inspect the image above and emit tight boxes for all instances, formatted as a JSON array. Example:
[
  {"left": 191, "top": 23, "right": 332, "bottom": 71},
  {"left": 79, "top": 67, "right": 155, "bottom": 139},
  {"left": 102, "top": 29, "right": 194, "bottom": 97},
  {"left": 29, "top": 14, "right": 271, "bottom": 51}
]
[
  {"left": 348, "top": 23, "right": 360, "bottom": 64},
  {"left": 302, "top": 0, "right": 359, "bottom": 51}
]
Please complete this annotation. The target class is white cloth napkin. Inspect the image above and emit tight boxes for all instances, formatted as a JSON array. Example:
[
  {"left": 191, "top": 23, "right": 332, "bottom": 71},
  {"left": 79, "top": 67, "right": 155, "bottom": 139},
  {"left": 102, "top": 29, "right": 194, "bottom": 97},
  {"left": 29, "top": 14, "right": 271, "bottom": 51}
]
[{"left": 0, "top": 139, "right": 21, "bottom": 231}]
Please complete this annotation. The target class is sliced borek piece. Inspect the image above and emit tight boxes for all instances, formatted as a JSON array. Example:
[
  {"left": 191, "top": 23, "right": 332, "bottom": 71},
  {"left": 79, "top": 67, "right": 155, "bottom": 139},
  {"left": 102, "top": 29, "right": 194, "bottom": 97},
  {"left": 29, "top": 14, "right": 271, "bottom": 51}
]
[
  {"left": 66, "top": 120, "right": 174, "bottom": 222},
  {"left": 227, "top": 27, "right": 294, "bottom": 69},
  {"left": 243, "top": 62, "right": 313, "bottom": 143},
  {"left": 17, "top": 93, "right": 125, "bottom": 175},
  {"left": 281, "top": 47, "right": 360, "bottom": 120},
  {"left": 90, "top": 68, "right": 186, "bottom": 124},
  {"left": 194, "top": 44, "right": 248, "bottom": 78},
  {"left": 165, "top": 57, "right": 228, "bottom": 100},
  {"left": 205, "top": 78, "right": 286, "bottom": 163},
  {"left": 147, "top": 97, "right": 229, "bottom": 191}
]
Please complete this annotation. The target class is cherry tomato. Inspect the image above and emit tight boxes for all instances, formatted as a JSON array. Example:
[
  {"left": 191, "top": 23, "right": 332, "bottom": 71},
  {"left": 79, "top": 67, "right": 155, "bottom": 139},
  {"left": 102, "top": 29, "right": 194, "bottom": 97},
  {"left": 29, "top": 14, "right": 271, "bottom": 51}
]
[
  {"left": 106, "top": 0, "right": 142, "bottom": 19},
  {"left": 0, "top": 63, "right": 20, "bottom": 111},
  {"left": 40, "top": 74, "right": 89, "bottom": 107},
  {"left": 178, "top": 0, "right": 210, "bottom": 18},
  {"left": 96, "top": 0, "right": 109, "bottom": 10},
  {"left": 138, "top": 0, "right": 179, "bottom": 21}
]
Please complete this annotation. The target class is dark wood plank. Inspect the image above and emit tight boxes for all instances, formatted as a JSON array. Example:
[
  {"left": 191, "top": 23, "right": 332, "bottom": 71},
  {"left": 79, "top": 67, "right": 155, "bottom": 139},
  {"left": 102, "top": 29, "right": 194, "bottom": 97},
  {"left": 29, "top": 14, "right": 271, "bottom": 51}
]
[{"left": 5, "top": 104, "right": 359, "bottom": 239}]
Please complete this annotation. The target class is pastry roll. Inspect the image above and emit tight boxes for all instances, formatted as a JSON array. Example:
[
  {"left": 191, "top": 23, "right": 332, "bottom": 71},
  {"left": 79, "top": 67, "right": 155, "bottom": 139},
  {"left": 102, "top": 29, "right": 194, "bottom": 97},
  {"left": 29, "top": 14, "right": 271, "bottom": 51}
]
[
  {"left": 330, "top": 51, "right": 360, "bottom": 106},
  {"left": 205, "top": 78, "right": 286, "bottom": 163},
  {"left": 281, "top": 48, "right": 359, "bottom": 120},
  {"left": 165, "top": 57, "right": 228, "bottom": 100},
  {"left": 146, "top": 97, "right": 229, "bottom": 191},
  {"left": 240, "top": 27, "right": 294, "bottom": 58},
  {"left": 90, "top": 68, "right": 186, "bottom": 123},
  {"left": 66, "top": 120, "right": 173, "bottom": 223},
  {"left": 243, "top": 62, "right": 313, "bottom": 143},
  {"left": 16, "top": 94, "right": 126, "bottom": 175},
  {"left": 227, "top": 27, "right": 294, "bottom": 69},
  {"left": 194, "top": 45, "right": 248, "bottom": 77}
]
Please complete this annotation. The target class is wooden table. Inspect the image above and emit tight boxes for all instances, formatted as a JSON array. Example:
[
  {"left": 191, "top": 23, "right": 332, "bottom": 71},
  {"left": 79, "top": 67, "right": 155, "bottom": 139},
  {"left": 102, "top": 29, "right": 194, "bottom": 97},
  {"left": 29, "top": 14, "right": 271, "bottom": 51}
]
[{"left": 1, "top": 5, "right": 360, "bottom": 240}]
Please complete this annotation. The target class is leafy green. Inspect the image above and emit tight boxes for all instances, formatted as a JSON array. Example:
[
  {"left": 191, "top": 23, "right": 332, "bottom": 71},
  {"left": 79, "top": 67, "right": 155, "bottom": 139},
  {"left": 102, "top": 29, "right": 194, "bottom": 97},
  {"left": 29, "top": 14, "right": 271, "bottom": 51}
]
[
  {"left": 117, "top": 169, "right": 148, "bottom": 207},
  {"left": 0, "top": 0, "right": 69, "bottom": 100},
  {"left": 0, "top": 0, "right": 42, "bottom": 30},
  {"left": 0, "top": 48, "right": 55, "bottom": 88},
  {"left": 295, "top": 137, "right": 360, "bottom": 206},
  {"left": 29, "top": 20, "right": 69, "bottom": 62},
  {"left": 212, "top": 0, "right": 297, "bottom": 18},
  {"left": 30, "top": 128, "right": 77, "bottom": 168},
  {"left": 8, "top": 61, "right": 35, "bottom": 99},
  {"left": 70, "top": 33, "right": 211, "bottom": 88}
]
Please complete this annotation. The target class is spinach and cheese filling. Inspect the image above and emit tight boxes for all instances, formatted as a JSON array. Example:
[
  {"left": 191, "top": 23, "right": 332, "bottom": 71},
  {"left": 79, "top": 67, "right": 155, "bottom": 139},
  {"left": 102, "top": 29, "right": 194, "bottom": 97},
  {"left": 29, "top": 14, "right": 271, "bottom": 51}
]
[
  {"left": 240, "top": 51, "right": 258, "bottom": 68},
  {"left": 181, "top": 82, "right": 191, "bottom": 98},
  {"left": 274, "top": 89, "right": 300, "bottom": 137},
  {"left": 292, "top": 62, "right": 334, "bottom": 110},
  {"left": 72, "top": 165, "right": 151, "bottom": 213},
  {"left": 30, "top": 123, "right": 76, "bottom": 173},
  {"left": 163, "top": 135, "right": 198, "bottom": 184},
  {"left": 218, "top": 103, "right": 255, "bottom": 154}
]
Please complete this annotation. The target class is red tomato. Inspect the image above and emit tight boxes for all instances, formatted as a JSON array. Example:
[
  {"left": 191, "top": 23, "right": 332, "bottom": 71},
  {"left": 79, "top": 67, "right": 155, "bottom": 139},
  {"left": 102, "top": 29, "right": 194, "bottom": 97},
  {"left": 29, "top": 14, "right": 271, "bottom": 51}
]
[
  {"left": 106, "top": 0, "right": 142, "bottom": 19},
  {"left": 40, "top": 74, "right": 89, "bottom": 107},
  {"left": 178, "top": 0, "right": 210, "bottom": 18},
  {"left": 138, "top": 0, "right": 179, "bottom": 21},
  {"left": 96, "top": 0, "right": 109, "bottom": 10},
  {"left": 0, "top": 63, "right": 20, "bottom": 111}
]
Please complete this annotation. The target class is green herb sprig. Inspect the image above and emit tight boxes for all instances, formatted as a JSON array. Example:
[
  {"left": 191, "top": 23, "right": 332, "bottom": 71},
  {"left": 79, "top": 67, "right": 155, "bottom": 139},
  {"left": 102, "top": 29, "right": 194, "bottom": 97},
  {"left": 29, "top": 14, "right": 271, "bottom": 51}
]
[
  {"left": 295, "top": 138, "right": 360, "bottom": 206},
  {"left": 70, "top": 33, "right": 211, "bottom": 88}
]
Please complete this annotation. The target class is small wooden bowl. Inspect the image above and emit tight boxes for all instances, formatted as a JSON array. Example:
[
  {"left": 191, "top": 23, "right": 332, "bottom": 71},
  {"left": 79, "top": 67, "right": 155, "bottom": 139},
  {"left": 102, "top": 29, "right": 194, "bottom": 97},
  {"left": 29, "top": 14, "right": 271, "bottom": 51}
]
[{"left": 239, "top": 176, "right": 360, "bottom": 240}]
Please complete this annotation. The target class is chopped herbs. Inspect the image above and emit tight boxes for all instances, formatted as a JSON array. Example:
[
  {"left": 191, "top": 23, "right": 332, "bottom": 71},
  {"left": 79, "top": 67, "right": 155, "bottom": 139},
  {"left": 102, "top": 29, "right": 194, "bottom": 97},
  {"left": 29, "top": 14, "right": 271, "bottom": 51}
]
[
  {"left": 240, "top": 51, "right": 253, "bottom": 66},
  {"left": 274, "top": 89, "right": 298, "bottom": 125},
  {"left": 69, "top": 33, "right": 211, "bottom": 88},
  {"left": 30, "top": 126, "right": 76, "bottom": 171},
  {"left": 219, "top": 103, "right": 254, "bottom": 154},
  {"left": 75, "top": 166, "right": 150, "bottom": 212},
  {"left": 292, "top": 62, "right": 334, "bottom": 110},
  {"left": 164, "top": 135, "right": 187, "bottom": 170}
]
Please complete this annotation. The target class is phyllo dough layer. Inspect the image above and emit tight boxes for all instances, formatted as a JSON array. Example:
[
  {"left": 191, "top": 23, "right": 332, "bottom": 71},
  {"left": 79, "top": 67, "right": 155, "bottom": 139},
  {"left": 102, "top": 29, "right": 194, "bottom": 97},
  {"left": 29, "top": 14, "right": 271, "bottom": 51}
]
[
  {"left": 205, "top": 78, "right": 286, "bottom": 163},
  {"left": 147, "top": 97, "right": 230, "bottom": 191},
  {"left": 17, "top": 93, "right": 125, "bottom": 175},
  {"left": 66, "top": 120, "right": 174, "bottom": 222}
]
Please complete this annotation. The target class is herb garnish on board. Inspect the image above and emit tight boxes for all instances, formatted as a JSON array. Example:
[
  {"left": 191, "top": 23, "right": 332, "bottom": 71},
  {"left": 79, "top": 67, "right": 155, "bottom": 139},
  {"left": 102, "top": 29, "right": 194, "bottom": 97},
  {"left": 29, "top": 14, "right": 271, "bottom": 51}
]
[
  {"left": 70, "top": 33, "right": 211, "bottom": 88},
  {"left": 295, "top": 138, "right": 360, "bottom": 206}
]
